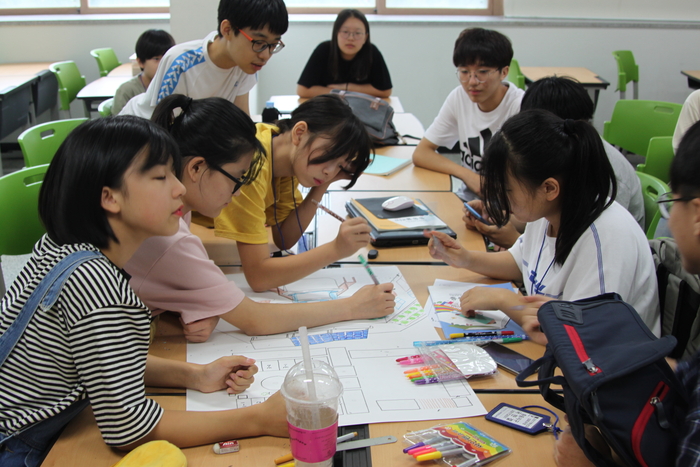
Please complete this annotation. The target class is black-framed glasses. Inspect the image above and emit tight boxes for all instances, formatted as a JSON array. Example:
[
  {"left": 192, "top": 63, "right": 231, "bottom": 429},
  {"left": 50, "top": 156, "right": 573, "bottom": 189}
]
[
  {"left": 657, "top": 191, "right": 697, "bottom": 219},
  {"left": 238, "top": 29, "right": 285, "bottom": 54},
  {"left": 211, "top": 164, "right": 247, "bottom": 195}
]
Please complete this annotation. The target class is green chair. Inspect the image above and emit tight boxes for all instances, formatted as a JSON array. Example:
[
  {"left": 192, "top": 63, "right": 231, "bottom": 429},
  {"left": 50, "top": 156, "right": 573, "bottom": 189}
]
[
  {"left": 90, "top": 48, "right": 122, "bottom": 77},
  {"left": 612, "top": 50, "right": 639, "bottom": 100},
  {"left": 603, "top": 100, "right": 682, "bottom": 156},
  {"left": 98, "top": 98, "right": 114, "bottom": 117},
  {"left": 507, "top": 59, "right": 526, "bottom": 90},
  {"left": 0, "top": 165, "right": 50, "bottom": 256},
  {"left": 637, "top": 171, "right": 670, "bottom": 239},
  {"left": 49, "top": 61, "right": 87, "bottom": 118},
  {"left": 18, "top": 118, "right": 87, "bottom": 167},
  {"left": 636, "top": 136, "right": 674, "bottom": 184}
]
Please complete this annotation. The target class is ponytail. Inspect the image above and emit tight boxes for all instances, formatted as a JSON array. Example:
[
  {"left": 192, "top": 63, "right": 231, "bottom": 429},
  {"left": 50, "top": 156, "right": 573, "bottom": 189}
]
[
  {"left": 482, "top": 109, "right": 616, "bottom": 266},
  {"left": 152, "top": 94, "right": 264, "bottom": 185}
]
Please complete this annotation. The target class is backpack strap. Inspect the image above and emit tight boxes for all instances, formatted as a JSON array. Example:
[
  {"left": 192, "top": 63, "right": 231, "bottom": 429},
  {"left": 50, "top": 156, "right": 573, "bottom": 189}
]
[
  {"left": 516, "top": 353, "right": 568, "bottom": 411},
  {"left": 0, "top": 250, "right": 102, "bottom": 369}
]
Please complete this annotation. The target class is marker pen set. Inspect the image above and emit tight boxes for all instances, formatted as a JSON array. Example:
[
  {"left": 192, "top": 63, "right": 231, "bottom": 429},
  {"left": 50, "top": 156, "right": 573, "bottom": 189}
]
[
  {"left": 402, "top": 422, "right": 511, "bottom": 466},
  {"left": 396, "top": 343, "right": 498, "bottom": 385}
]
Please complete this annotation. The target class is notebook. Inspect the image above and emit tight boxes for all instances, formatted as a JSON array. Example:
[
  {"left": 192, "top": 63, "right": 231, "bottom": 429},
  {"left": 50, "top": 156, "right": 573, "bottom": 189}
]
[
  {"left": 363, "top": 155, "right": 411, "bottom": 176},
  {"left": 345, "top": 197, "right": 457, "bottom": 247}
]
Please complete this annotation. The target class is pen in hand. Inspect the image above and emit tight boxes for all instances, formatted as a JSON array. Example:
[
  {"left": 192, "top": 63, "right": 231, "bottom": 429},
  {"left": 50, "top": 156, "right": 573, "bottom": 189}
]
[
  {"left": 312, "top": 198, "right": 345, "bottom": 222},
  {"left": 358, "top": 254, "right": 380, "bottom": 285}
]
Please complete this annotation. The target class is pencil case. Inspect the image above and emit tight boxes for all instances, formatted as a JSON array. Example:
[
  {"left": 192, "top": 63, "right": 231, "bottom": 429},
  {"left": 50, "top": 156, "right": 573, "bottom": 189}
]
[
  {"left": 398, "top": 344, "right": 497, "bottom": 384},
  {"left": 402, "top": 422, "right": 511, "bottom": 466}
]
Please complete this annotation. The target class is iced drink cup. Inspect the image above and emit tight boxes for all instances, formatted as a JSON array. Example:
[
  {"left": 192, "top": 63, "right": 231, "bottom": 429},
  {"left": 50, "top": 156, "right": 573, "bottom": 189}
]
[{"left": 281, "top": 359, "right": 343, "bottom": 467}]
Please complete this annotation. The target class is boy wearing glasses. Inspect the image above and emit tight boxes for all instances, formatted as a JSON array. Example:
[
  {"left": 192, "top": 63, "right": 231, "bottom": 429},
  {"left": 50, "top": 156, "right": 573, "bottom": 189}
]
[
  {"left": 120, "top": 0, "right": 288, "bottom": 119},
  {"left": 413, "top": 28, "right": 523, "bottom": 202}
]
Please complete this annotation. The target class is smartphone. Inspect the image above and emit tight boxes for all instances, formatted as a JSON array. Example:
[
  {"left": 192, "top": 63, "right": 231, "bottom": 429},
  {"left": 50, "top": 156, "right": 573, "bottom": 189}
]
[
  {"left": 463, "top": 202, "right": 493, "bottom": 226},
  {"left": 481, "top": 342, "right": 534, "bottom": 375}
]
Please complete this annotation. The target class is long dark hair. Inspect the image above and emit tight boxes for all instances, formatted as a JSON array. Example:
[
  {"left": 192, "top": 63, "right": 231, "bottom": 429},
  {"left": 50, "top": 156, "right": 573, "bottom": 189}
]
[
  {"left": 329, "top": 9, "right": 372, "bottom": 83},
  {"left": 482, "top": 109, "right": 617, "bottom": 266},
  {"left": 276, "top": 94, "right": 372, "bottom": 189},
  {"left": 39, "top": 116, "right": 179, "bottom": 248},
  {"left": 152, "top": 94, "right": 264, "bottom": 185}
]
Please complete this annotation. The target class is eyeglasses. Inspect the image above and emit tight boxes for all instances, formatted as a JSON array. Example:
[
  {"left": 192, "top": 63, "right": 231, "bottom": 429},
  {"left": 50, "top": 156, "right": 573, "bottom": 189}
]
[
  {"left": 211, "top": 164, "right": 247, "bottom": 195},
  {"left": 456, "top": 68, "right": 500, "bottom": 84},
  {"left": 238, "top": 29, "right": 285, "bottom": 54},
  {"left": 339, "top": 30, "right": 366, "bottom": 39},
  {"left": 657, "top": 191, "right": 697, "bottom": 219}
]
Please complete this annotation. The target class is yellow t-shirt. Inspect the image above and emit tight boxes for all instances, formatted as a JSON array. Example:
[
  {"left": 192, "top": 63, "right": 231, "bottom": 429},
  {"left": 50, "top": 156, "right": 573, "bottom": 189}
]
[{"left": 214, "top": 123, "right": 302, "bottom": 245}]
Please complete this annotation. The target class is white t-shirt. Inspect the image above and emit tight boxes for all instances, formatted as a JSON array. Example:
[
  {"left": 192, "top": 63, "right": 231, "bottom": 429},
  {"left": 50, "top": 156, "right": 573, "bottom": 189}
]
[
  {"left": 424, "top": 83, "right": 524, "bottom": 201},
  {"left": 120, "top": 31, "right": 257, "bottom": 119},
  {"left": 509, "top": 201, "right": 660, "bottom": 336},
  {"left": 673, "top": 89, "right": 700, "bottom": 152},
  {"left": 603, "top": 140, "right": 645, "bottom": 229}
]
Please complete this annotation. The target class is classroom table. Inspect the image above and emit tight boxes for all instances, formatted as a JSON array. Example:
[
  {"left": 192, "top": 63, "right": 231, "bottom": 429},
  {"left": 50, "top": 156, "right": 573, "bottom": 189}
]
[
  {"left": 681, "top": 70, "right": 700, "bottom": 90},
  {"left": 269, "top": 94, "right": 405, "bottom": 114},
  {"left": 328, "top": 145, "right": 452, "bottom": 192},
  {"left": 107, "top": 63, "right": 136, "bottom": 77},
  {"left": 76, "top": 75, "right": 131, "bottom": 116},
  {"left": 42, "top": 265, "right": 555, "bottom": 467},
  {"left": 314, "top": 190, "right": 483, "bottom": 264},
  {"left": 520, "top": 66, "right": 609, "bottom": 108}
]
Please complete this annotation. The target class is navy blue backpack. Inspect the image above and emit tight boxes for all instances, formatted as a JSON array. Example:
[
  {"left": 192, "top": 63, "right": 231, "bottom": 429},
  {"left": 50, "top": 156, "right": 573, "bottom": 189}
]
[{"left": 516, "top": 293, "right": 688, "bottom": 467}]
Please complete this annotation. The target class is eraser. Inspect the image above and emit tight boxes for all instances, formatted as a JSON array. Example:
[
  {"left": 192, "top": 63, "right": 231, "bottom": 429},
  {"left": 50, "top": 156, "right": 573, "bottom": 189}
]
[
  {"left": 213, "top": 439, "right": 240, "bottom": 454},
  {"left": 368, "top": 249, "right": 379, "bottom": 259}
]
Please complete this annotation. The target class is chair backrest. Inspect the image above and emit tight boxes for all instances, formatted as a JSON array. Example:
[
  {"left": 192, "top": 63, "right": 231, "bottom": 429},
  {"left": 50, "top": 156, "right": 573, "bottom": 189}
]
[
  {"left": 18, "top": 118, "right": 88, "bottom": 167},
  {"left": 637, "top": 171, "right": 670, "bottom": 237},
  {"left": 97, "top": 97, "right": 114, "bottom": 117},
  {"left": 612, "top": 50, "right": 639, "bottom": 93},
  {"left": 636, "top": 136, "right": 674, "bottom": 184},
  {"left": 603, "top": 100, "right": 682, "bottom": 156},
  {"left": 90, "top": 48, "right": 122, "bottom": 77},
  {"left": 0, "top": 165, "right": 50, "bottom": 256},
  {"left": 507, "top": 59, "right": 526, "bottom": 90},
  {"left": 49, "top": 61, "right": 87, "bottom": 111}
]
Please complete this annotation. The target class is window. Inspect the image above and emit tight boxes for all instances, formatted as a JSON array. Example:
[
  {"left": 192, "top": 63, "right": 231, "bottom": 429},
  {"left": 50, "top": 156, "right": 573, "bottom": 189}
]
[
  {"left": 0, "top": 0, "right": 167, "bottom": 14},
  {"left": 285, "top": 0, "right": 502, "bottom": 15}
]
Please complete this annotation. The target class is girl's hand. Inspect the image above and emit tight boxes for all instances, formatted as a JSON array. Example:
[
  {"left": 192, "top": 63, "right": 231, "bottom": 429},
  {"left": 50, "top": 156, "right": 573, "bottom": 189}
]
[
  {"left": 180, "top": 315, "right": 220, "bottom": 343},
  {"left": 256, "top": 391, "right": 290, "bottom": 437},
  {"left": 553, "top": 426, "right": 596, "bottom": 467},
  {"left": 473, "top": 220, "right": 521, "bottom": 250},
  {"left": 347, "top": 283, "right": 396, "bottom": 319},
  {"left": 333, "top": 217, "right": 371, "bottom": 257},
  {"left": 195, "top": 356, "right": 258, "bottom": 394},
  {"left": 459, "top": 287, "right": 513, "bottom": 317},
  {"left": 425, "top": 230, "right": 469, "bottom": 269},
  {"left": 521, "top": 315, "right": 548, "bottom": 345}
]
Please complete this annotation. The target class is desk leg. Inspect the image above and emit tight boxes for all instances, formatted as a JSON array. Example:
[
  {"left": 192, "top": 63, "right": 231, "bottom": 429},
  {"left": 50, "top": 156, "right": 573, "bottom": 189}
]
[{"left": 83, "top": 99, "right": 92, "bottom": 118}]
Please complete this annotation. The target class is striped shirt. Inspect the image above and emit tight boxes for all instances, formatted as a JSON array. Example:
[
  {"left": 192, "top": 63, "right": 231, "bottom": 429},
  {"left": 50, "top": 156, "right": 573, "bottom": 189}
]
[{"left": 0, "top": 235, "right": 163, "bottom": 446}]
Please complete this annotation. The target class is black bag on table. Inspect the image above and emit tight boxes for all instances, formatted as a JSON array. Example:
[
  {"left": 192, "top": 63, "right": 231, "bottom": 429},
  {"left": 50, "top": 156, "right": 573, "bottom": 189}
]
[
  {"left": 515, "top": 293, "right": 688, "bottom": 467},
  {"left": 330, "top": 89, "right": 399, "bottom": 146}
]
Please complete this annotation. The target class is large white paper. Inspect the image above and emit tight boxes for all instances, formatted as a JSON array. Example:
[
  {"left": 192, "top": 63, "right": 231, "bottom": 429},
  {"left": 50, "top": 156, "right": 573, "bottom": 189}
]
[{"left": 186, "top": 266, "right": 487, "bottom": 425}]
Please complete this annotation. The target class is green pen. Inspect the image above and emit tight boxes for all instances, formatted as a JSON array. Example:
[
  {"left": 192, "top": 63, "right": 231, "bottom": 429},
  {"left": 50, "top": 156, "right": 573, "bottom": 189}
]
[{"left": 358, "top": 254, "right": 380, "bottom": 285}]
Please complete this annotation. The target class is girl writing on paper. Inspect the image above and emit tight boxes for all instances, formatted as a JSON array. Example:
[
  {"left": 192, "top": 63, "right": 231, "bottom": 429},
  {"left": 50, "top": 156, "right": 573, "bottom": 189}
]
[
  {"left": 426, "top": 109, "right": 660, "bottom": 338},
  {"left": 125, "top": 95, "right": 395, "bottom": 343},
  {"left": 0, "top": 117, "right": 288, "bottom": 467},
  {"left": 296, "top": 9, "right": 392, "bottom": 98},
  {"left": 214, "top": 94, "right": 394, "bottom": 294}
]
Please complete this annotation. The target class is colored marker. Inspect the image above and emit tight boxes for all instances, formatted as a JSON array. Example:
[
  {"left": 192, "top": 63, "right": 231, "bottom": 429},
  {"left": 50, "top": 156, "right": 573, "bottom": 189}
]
[
  {"left": 358, "top": 254, "right": 380, "bottom": 285},
  {"left": 416, "top": 447, "right": 465, "bottom": 461},
  {"left": 396, "top": 355, "right": 425, "bottom": 365},
  {"left": 312, "top": 199, "right": 345, "bottom": 222},
  {"left": 278, "top": 461, "right": 295, "bottom": 467},
  {"left": 449, "top": 330, "right": 515, "bottom": 339},
  {"left": 403, "top": 436, "right": 444, "bottom": 453},
  {"left": 414, "top": 337, "right": 523, "bottom": 347},
  {"left": 274, "top": 453, "right": 294, "bottom": 464}
]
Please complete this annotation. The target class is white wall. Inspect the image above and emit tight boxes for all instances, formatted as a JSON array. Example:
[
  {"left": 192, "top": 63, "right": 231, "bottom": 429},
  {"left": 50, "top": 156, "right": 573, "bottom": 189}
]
[{"left": 1, "top": 1, "right": 699, "bottom": 131}]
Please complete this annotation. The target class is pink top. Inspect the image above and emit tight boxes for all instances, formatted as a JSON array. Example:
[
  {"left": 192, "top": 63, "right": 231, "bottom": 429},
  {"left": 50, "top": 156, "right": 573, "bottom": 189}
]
[{"left": 124, "top": 213, "right": 245, "bottom": 323}]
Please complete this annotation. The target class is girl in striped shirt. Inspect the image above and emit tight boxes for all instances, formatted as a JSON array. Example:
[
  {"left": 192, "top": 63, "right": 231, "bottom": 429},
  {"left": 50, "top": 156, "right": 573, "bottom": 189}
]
[{"left": 0, "top": 116, "right": 287, "bottom": 467}]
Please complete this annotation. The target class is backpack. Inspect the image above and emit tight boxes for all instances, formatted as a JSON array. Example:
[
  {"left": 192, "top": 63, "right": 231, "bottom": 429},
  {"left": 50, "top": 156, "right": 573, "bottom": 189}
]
[
  {"left": 516, "top": 293, "right": 688, "bottom": 467},
  {"left": 650, "top": 238, "right": 700, "bottom": 360},
  {"left": 330, "top": 89, "right": 400, "bottom": 146}
]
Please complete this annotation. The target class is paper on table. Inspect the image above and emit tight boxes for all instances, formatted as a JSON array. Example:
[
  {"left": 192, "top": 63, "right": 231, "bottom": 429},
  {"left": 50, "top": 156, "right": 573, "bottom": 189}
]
[{"left": 186, "top": 266, "right": 488, "bottom": 425}]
